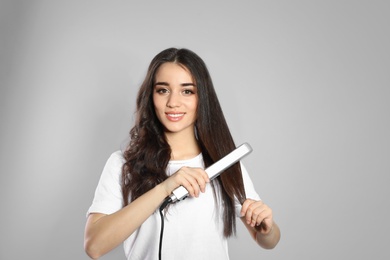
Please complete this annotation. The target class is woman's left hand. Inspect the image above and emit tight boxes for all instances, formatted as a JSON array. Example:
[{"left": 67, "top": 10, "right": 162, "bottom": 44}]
[{"left": 240, "top": 199, "right": 274, "bottom": 235}]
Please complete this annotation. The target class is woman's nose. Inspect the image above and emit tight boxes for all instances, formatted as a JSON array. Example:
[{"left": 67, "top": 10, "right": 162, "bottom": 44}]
[{"left": 166, "top": 92, "right": 181, "bottom": 108}]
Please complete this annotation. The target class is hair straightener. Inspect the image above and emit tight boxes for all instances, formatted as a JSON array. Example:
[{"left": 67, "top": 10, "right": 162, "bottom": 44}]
[
  {"left": 158, "top": 143, "right": 253, "bottom": 260},
  {"left": 169, "top": 142, "right": 253, "bottom": 202}
]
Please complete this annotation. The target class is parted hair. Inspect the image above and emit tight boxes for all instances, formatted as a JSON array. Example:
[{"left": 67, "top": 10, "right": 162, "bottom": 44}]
[{"left": 121, "top": 48, "right": 246, "bottom": 237}]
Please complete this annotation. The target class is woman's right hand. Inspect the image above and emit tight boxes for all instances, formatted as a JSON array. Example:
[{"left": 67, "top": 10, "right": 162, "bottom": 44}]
[{"left": 160, "top": 167, "right": 210, "bottom": 198}]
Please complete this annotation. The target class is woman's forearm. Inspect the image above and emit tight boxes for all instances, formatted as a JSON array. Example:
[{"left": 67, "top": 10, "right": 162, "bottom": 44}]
[{"left": 84, "top": 184, "right": 169, "bottom": 259}]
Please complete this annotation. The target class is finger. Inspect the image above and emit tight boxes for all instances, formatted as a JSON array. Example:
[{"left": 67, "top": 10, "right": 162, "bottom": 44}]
[
  {"left": 240, "top": 199, "right": 254, "bottom": 217},
  {"left": 245, "top": 200, "right": 266, "bottom": 226},
  {"left": 254, "top": 208, "right": 273, "bottom": 230},
  {"left": 242, "top": 199, "right": 258, "bottom": 224},
  {"left": 252, "top": 208, "right": 266, "bottom": 227},
  {"left": 193, "top": 168, "right": 209, "bottom": 193},
  {"left": 178, "top": 176, "right": 196, "bottom": 197},
  {"left": 201, "top": 168, "right": 210, "bottom": 183},
  {"left": 181, "top": 167, "right": 202, "bottom": 197},
  {"left": 185, "top": 168, "right": 209, "bottom": 194},
  {"left": 255, "top": 217, "right": 273, "bottom": 234}
]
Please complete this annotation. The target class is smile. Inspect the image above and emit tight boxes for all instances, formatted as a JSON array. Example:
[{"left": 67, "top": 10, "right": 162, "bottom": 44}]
[
  {"left": 166, "top": 113, "right": 185, "bottom": 121},
  {"left": 167, "top": 113, "right": 184, "bottom": 117}
]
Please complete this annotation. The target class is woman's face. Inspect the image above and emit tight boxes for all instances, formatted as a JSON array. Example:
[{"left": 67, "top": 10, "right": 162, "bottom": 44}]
[{"left": 153, "top": 62, "right": 198, "bottom": 136}]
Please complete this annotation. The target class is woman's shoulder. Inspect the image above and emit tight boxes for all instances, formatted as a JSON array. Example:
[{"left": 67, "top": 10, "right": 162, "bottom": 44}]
[
  {"left": 110, "top": 150, "right": 125, "bottom": 160},
  {"left": 104, "top": 150, "right": 126, "bottom": 169}
]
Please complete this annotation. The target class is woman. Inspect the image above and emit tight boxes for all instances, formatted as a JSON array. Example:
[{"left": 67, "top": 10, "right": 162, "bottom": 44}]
[{"left": 84, "top": 48, "right": 280, "bottom": 259}]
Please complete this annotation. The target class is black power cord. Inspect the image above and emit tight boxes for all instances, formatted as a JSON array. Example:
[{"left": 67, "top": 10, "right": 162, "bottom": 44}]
[{"left": 158, "top": 196, "right": 173, "bottom": 260}]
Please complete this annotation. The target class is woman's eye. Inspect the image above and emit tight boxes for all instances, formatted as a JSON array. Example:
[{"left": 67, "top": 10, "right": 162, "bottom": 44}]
[
  {"left": 183, "top": 89, "right": 194, "bottom": 95},
  {"left": 156, "top": 88, "right": 169, "bottom": 94}
]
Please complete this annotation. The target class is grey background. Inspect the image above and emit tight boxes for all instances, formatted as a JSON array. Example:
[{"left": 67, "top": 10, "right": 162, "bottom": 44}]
[{"left": 1, "top": 1, "right": 389, "bottom": 259}]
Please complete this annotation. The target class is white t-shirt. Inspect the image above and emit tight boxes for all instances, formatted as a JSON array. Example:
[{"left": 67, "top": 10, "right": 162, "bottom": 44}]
[{"left": 87, "top": 151, "right": 260, "bottom": 260}]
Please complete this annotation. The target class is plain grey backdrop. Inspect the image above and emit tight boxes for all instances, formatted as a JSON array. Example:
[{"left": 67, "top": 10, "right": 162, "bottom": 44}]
[{"left": 1, "top": 1, "right": 389, "bottom": 259}]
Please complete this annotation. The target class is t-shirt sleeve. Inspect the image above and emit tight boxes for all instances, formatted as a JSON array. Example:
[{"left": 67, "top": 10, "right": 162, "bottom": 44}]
[
  {"left": 86, "top": 151, "right": 125, "bottom": 217},
  {"left": 235, "top": 163, "right": 261, "bottom": 217}
]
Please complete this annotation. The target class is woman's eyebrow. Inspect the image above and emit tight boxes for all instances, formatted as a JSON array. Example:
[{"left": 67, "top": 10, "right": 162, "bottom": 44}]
[
  {"left": 155, "top": 81, "right": 169, "bottom": 86},
  {"left": 181, "top": 83, "right": 196, "bottom": 87},
  {"left": 154, "top": 82, "right": 196, "bottom": 87}
]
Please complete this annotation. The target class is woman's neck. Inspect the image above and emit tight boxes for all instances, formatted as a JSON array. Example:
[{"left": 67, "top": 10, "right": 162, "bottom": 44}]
[{"left": 165, "top": 130, "right": 201, "bottom": 160}]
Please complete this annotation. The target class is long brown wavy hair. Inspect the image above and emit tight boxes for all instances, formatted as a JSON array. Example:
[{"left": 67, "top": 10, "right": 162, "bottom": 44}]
[{"left": 121, "top": 48, "right": 246, "bottom": 237}]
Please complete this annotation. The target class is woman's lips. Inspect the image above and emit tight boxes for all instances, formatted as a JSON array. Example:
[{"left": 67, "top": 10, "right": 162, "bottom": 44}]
[{"left": 165, "top": 113, "right": 185, "bottom": 122}]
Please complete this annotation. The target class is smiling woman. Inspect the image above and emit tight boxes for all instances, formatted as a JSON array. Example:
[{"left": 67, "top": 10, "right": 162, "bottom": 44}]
[
  {"left": 84, "top": 48, "right": 280, "bottom": 260},
  {"left": 153, "top": 62, "right": 199, "bottom": 139}
]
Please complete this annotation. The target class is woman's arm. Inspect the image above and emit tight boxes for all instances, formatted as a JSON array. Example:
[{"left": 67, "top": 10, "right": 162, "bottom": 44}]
[
  {"left": 240, "top": 199, "right": 281, "bottom": 249},
  {"left": 84, "top": 184, "right": 168, "bottom": 259},
  {"left": 84, "top": 166, "right": 209, "bottom": 259}
]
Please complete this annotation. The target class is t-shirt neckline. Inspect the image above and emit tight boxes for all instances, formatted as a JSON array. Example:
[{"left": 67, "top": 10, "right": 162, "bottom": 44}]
[{"left": 169, "top": 153, "right": 203, "bottom": 164}]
